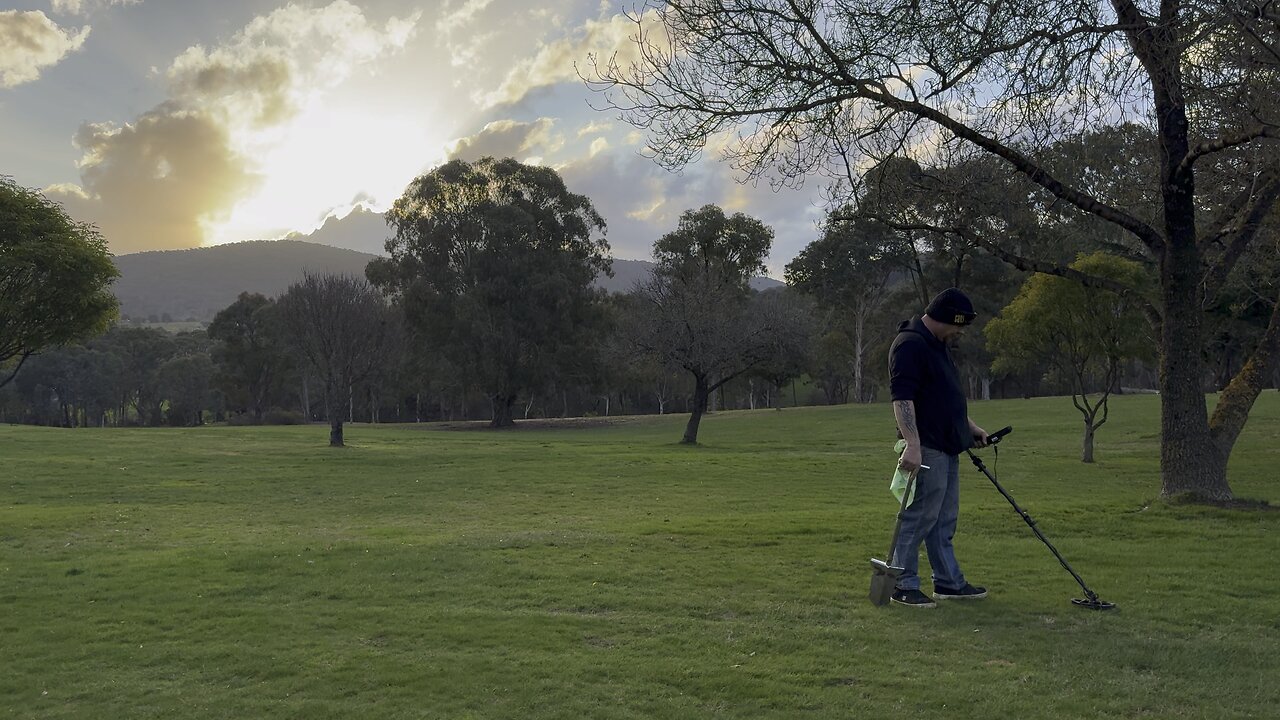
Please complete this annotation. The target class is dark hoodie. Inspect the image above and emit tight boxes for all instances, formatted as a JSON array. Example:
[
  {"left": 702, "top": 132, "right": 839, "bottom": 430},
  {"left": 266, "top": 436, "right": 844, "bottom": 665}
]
[{"left": 888, "top": 316, "right": 972, "bottom": 455}]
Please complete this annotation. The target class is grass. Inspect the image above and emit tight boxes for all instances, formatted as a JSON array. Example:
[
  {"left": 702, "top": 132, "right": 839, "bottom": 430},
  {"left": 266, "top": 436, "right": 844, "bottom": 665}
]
[{"left": 2, "top": 393, "right": 1278, "bottom": 719}]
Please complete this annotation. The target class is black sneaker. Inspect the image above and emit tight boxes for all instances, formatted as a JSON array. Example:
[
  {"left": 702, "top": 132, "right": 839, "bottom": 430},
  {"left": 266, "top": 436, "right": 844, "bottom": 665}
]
[
  {"left": 891, "top": 588, "right": 937, "bottom": 608},
  {"left": 932, "top": 583, "right": 988, "bottom": 600}
]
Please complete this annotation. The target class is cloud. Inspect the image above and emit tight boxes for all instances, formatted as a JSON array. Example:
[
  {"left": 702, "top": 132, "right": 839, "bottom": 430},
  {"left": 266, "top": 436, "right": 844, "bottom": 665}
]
[
  {"left": 437, "top": 0, "right": 496, "bottom": 36},
  {"left": 49, "top": 0, "right": 140, "bottom": 16},
  {"left": 0, "top": 10, "right": 89, "bottom": 88},
  {"left": 47, "top": 0, "right": 420, "bottom": 254},
  {"left": 48, "top": 107, "right": 259, "bottom": 253},
  {"left": 577, "top": 120, "right": 612, "bottom": 137},
  {"left": 549, "top": 130, "right": 819, "bottom": 273},
  {"left": 166, "top": 0, "right": 420, "bottom": 130},
  {"left": 480, "top": 9, "right": 667, "bottom": 107},
  {"left": 446, "top": 118, "right": 564, "bottom": 161}
]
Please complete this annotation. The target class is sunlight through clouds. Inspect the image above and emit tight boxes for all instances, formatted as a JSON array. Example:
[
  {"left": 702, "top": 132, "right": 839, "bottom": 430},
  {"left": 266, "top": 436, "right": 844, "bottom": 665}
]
[
  {"left": 8, "top": 0, "right": 817, "bottom": 271},
  {"left": 45, "top": 0, "right": 424, "bottom": 254}
]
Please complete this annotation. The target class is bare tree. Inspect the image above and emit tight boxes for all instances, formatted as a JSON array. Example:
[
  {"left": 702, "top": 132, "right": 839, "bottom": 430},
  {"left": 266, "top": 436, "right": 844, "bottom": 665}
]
[
  {"left": 589, "top": 0, "right": 1280, "bottom": 501},
  {"left": 278, "top": 272, "right": 394, "bottom": 447}
]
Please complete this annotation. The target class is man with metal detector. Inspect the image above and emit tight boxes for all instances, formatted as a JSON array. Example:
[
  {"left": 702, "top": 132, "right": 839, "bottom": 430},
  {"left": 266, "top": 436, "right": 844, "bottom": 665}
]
[{"left": 885, "top": 287, "right": 990, "bottom": 608}]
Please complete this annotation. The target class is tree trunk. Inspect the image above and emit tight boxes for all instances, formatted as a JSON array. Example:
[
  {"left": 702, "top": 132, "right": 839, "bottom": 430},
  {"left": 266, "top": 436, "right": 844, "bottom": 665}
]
[
  {"left": 1209, "top": 297, "right": 1280, "bottom": 466},
  {"left": 852, "top": 311, "right": 866, "bottom": 403},
  {"left": 326, "top": 382, "right": 344, "bottom": 447},
  {"left": 1082, "top": 419, "right": 1095, "bottom": 464},
  {"left": 301, "top": 374, "right": 310, "bottom": 421},
  {"left": 491, "top": 394, "right": 516, "bottom": 428},
  {"left": 682, "top": 374, "right": 709, "bottom": 444},
  {"left": 1158, "top": 241, "right": 1230, "bottom": 499}
]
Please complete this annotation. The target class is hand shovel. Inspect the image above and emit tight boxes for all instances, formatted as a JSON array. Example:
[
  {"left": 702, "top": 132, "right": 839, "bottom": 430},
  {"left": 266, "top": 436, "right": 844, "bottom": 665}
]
[{"left": 868, "top": 466, "right": 922, "bottom": 607}]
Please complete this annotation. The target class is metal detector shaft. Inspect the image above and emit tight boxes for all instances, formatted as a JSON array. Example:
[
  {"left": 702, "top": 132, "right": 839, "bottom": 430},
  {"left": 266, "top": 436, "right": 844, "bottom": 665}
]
[{"left": 966, "top": 449, "right": 1103, "bottom": 604}]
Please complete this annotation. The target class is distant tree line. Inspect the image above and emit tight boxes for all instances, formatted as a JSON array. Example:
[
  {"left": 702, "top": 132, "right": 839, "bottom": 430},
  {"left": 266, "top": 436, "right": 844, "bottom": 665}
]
[{"left": 4, "top": 146, "right": 1277, "bottom": 459}]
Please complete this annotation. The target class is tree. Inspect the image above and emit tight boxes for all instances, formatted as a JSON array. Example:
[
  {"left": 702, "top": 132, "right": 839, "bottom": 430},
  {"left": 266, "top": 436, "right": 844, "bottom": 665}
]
[
  {"left": 628, "top": 205, "right": 806, "bottom": 443},
  {"left": 278, "top": 272, "right": 394, "bottom": 447},
  {"left": 106, "top": 326, "right": 177, "bottom": 426},
  {"left": 786, "top": 215, "right": 903, "bottom": 402},
  {"left": 1, "top": 177, "right": 118, "bottom": 389},
  {"left": 986, "top": 253, "right": 1156, "bottom": 462},
  {"left": 369, "top": 157, "right": 612, "bottom": 428},
  {"left": 157, "top": 353, "right": 216, "bottom": 427},
  {"left": 208, "top": 292, "right": 291, "bottom": 422},
  {"left": 590, "top": 1, "right": 1280, "bottom": 501},
  {"left": 748, "top": 289, "right": 816, "bottom": 408}
]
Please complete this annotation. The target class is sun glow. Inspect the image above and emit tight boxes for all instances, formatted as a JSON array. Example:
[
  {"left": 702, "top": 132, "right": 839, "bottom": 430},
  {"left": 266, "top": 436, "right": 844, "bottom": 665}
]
[{"left": 205, "top": 97, "right": 447, "bottom": 246}]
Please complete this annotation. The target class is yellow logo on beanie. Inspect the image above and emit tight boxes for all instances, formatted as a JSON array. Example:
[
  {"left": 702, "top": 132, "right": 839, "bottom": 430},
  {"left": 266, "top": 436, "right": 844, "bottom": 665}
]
[{"left": 954, "top": 314, "right": 967, "bottom": 325}]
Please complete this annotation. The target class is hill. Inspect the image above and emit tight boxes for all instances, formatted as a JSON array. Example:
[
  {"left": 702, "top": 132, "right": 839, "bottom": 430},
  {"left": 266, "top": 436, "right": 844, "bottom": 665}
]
[
  {"left": 111, "top": 241, "right": 380, "bottom": 323},
  {"left": 111, "top": 240, "right": 784, "bottom": 323}
]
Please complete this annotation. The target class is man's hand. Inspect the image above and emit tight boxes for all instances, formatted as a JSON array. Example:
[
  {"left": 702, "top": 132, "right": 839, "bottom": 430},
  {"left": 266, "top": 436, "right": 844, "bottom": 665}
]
[
  {"left": 898, "top": 443, "right": 923, "bottom": 472},
  {"left": 971, "top": 422, "right": 989, "bottom": 448}
]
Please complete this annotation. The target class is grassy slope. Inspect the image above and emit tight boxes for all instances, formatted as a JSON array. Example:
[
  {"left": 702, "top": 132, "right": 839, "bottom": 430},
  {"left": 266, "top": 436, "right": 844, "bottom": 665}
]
[{"left": 2, "top": 394, "right": 1278, "bottom": 719}]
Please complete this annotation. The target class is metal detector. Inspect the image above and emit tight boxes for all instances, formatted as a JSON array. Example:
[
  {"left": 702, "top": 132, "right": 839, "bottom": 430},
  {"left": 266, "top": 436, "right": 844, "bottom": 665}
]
[{"left": 970, "top": 426, "right": 1116, "bottom": 610}]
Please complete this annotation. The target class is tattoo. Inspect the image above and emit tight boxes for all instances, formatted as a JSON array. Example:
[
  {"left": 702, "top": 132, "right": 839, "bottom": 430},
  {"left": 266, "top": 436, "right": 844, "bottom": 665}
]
[{"left": 894, "top": 401, "right": 917, "bottom": 436}]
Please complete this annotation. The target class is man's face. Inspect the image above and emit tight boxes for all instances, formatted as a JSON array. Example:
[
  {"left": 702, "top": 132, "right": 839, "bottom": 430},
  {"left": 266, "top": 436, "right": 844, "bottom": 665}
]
[{"left": 941, "top": 323, "right": 966, "bottom": 347}]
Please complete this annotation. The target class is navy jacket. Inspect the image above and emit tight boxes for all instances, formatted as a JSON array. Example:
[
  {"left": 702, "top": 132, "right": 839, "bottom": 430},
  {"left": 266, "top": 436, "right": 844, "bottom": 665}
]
[{"left": 888, "top": 316, "right": 972, "bottom": 455}]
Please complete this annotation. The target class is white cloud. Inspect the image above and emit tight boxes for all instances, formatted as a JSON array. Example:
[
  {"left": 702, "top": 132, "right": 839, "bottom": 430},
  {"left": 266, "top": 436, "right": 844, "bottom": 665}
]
[
  {"left": 0, "top": 10, "right": 89, "bottom": 88},
  {"left": 577, "top": 120, "right": 612, "bottom": 137},
  {"left": 479, "top": 9, "right": 668, "bottom": 107},
  {"left": 447, "top": 118, "right": 564, "bottom": 161},
  {"left": 437, "top": 0, "right": 496, "bottom": 35},
  {"left": 49, "top": 0, "right": 140, "bottom": 17},
  {"left": 166, "top": 0, "right": 420, "bottom": 130}
]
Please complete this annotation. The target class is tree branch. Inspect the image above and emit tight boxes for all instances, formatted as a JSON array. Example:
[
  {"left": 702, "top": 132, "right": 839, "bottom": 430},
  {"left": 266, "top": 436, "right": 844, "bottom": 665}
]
[
  {"left": 1201, "top": 166, "right": 1280, "bottom": 299},
  {"left": 1178, "top": 125, "right": 1280, "bottom": 174},
  {"left": 777, "top": 2, "right": 1169, "bottom": 252},
  {"left": 0, "top": 351, "right": 33, "bottom": 390}
]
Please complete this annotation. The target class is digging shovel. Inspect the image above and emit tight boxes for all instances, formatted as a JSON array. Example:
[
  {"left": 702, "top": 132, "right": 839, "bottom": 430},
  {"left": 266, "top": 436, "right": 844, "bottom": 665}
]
[{"left": 868, "top": 465, "right": 924, "bottom": 607}]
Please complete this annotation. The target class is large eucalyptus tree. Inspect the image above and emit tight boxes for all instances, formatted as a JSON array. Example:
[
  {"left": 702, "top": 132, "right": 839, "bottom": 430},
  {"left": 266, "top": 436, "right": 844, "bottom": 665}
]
[{"left": 368, "top": 157, "right": 612, "bottom": 428}]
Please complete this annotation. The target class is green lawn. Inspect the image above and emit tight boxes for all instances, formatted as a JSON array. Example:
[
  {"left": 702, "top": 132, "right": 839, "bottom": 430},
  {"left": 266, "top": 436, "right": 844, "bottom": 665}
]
[{"left": 3, "top": 394, "right": 1278, "bottom": 719}]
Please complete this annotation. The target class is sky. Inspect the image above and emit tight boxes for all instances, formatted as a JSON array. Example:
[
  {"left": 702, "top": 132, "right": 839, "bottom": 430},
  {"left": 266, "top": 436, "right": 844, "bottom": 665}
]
[{"left": 1, "top": 0, "right": 826, "bottom": 276}]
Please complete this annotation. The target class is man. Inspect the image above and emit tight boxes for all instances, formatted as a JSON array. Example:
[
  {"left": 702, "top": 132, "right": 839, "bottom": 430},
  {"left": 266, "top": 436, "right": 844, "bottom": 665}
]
[{"left": 887, "top": 287, "right": 990, "bottom": 608}]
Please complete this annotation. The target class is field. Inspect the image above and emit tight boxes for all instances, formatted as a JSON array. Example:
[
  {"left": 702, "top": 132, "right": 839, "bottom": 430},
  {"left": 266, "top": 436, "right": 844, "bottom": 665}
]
[{"left": 3, "top": 394, "right": 1279, "bottom": 719}]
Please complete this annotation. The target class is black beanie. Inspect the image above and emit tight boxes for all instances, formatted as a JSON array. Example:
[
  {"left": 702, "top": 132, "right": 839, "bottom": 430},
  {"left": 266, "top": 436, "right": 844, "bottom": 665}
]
[{"left": 925, "top": 287, "right": 977, "bottom": 326}]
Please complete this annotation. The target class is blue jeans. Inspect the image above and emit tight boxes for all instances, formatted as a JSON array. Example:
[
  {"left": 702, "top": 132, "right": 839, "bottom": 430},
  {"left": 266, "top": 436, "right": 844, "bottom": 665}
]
[{"left": 891, "top": 446, "right": 967, "bottom": 591}]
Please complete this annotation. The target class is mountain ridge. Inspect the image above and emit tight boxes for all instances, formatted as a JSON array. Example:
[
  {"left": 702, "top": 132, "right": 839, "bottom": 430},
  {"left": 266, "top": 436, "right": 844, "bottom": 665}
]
[{"left": 112, "top": 240, "right": 782, "bottom": 323}]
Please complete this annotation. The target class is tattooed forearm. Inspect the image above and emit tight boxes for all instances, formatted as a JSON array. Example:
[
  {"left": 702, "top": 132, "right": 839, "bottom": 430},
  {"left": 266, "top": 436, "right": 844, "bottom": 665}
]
[{"left": 893, "top": 400, "right": 919, "bottom": 443}]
